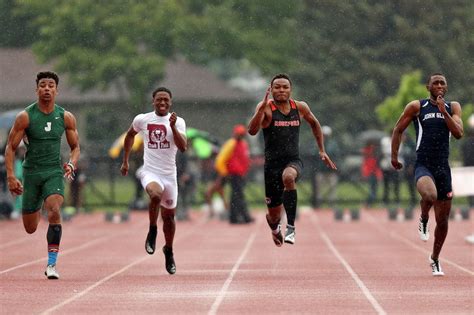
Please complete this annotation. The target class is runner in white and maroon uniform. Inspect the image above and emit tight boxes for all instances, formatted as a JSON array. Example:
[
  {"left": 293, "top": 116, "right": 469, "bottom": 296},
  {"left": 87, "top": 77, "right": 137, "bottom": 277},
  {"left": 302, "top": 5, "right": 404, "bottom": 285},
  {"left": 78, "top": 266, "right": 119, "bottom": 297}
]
[{"left": 121, "top": 87, "right": 187, "bottom": 275}]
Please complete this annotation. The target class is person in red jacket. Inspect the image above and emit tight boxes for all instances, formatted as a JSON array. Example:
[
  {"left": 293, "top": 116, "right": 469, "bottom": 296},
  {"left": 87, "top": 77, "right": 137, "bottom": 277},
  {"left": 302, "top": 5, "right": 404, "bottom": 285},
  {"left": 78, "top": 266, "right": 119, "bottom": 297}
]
[
  {"left": 361, "top": 143, "right": 382, "bottom": 208},
  {"left": 216, "top": 125, "right": 254, "bottom": 224}
]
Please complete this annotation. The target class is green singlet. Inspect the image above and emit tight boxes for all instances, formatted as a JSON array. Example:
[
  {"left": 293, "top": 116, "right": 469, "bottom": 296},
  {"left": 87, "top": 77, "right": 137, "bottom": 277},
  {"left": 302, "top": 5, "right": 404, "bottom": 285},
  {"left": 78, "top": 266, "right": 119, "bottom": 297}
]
[{"left": 22, "top": 103, "right": 66, "bottom": 213}]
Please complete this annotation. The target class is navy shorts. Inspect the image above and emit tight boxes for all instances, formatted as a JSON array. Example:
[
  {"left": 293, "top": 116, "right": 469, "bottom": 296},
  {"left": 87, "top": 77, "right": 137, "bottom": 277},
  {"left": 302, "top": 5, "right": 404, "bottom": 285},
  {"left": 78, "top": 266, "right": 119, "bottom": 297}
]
[
  {"left": 264, "top": 158, "right": 303, "bottom": 208},
  {"left": 415, "top": 160, "right": 452, "bottom": 200}
]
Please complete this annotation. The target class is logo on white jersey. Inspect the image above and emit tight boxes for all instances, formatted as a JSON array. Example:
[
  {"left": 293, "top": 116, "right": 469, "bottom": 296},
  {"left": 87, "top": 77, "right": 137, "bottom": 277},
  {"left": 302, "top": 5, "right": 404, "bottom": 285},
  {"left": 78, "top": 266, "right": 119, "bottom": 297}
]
[{"left": 147, "top": 124, "right": 170, "bottom": 149}]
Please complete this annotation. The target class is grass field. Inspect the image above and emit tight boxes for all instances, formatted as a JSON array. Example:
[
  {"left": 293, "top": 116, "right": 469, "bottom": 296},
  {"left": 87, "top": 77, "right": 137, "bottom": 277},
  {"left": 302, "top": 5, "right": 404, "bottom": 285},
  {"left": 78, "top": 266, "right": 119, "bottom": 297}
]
[{"left": 68, "top": 178, "right": 469, "bottom": 211}]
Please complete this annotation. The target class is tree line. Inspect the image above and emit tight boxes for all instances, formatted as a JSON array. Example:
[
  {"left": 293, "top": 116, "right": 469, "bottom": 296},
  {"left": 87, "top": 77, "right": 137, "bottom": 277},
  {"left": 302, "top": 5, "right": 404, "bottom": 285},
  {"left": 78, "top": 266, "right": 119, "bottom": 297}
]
[{"left": 2, "top": 0, "right": 473, "bottom": 131}]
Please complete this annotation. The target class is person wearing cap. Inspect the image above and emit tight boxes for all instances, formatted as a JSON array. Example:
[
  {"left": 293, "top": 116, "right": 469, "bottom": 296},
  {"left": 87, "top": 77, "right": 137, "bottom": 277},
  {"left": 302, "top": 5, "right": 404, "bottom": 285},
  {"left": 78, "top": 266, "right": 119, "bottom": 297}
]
[{"left": 215, "top": 124, "right": 253, "bottom": 224}]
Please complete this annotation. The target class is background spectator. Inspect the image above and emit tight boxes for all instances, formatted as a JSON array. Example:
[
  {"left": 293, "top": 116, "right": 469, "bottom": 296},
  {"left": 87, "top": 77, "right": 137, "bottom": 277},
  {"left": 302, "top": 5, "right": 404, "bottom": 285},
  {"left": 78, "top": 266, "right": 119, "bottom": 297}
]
[
  {"left": 380, "top": 132, "right": 401, "bottom": 206},
  {"left": 216, "top": 124, "right": 253, "bottom": 224},
  {"left": 461, "top": 114, "right": 474, "bottom": 208},
  {"left": 314, "top": 126, "right": 340, "bottom": 208},
  {"left": 361, "top": 142, "right": 382, "bottom": 208},
  {"left": 401, "top": 134, "right": 417, "bottom": 207}
]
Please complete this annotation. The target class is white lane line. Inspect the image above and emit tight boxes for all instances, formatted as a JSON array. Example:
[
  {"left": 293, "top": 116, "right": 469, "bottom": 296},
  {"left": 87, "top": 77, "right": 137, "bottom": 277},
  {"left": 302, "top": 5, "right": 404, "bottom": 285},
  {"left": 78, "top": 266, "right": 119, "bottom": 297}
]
[
  {"left": 1, "top": 234, "right": 114, "bottom": 275},
  {"left": 41, "top": 214, "right": 209, "bottom": 315},
  {"left": 0, "top": 237, "right": 30, "bottom": 250},
  {"left": 41, "top": 255, "right": 150, "bottom": 315},
  {"left": 310, "top": 214, "right": 387, "bottom": 315},
  {"left": 0, "top": 221, "right": 148, "bottom": 275},
  {"left": 0, "top": 215, "right": 103, "bottom": 250},
  {"left": 208, "top": 218, "right": 260, "bottom": 315},
  {"left": 364, "top": 212, "right": 474, "bottom": 276}
]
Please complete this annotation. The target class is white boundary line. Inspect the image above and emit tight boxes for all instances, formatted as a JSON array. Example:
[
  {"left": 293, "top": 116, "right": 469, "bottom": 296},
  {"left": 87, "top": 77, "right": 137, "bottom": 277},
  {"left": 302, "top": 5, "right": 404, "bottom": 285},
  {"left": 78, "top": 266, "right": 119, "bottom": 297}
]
[
  {"left": 1, "top": 234, "right": 112, "bottom": 275},
  {"left": 0, "top": 221, "right": 147, "bottom": 275},
  {"left": 40, "top": 214, "right": 209, "bottom": 315},
  {"left": 0, "top": 237, "right": 31, "bottom": 250},
  {"left": 364, "top": 212, "right": 474, "bottom": 276},
  {"left": 208, "top": 218, "right": 260, "bottom": 315},
  {"left": 0, "top": 214, "right": 104, "bottom": 250},
  {"left": 41, "top": 255, "right": 150, "bottom": 315},
  {"left": 310, "top": 213, "right": 387, "bottom": 315}
]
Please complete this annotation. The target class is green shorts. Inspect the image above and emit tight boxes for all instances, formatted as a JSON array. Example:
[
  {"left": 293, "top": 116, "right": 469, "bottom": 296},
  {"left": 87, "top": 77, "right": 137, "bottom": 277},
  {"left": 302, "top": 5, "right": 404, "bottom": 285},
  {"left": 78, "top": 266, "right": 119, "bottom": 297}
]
[{"left": 22, "top": 168, "right": 64, "bottom": 214}]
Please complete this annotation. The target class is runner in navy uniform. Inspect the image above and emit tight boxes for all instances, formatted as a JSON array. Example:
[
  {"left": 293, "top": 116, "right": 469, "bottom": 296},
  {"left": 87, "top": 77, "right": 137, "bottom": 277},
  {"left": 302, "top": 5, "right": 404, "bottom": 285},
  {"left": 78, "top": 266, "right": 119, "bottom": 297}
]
[
  {"left": 248, "top": 74, "right": 337, "bottom": 246},
  {"left": 391, "top": 73, "right": 464, "bottom": 276}
]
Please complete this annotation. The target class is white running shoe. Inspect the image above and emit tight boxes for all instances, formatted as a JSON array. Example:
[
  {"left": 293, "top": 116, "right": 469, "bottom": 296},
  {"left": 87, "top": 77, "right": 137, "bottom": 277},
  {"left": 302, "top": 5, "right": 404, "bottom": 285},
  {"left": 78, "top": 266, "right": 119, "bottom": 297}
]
[
  {"left": 429, "top": 256, "right": 444, "bottom": 276},
  {"left": 284, "top": 225, "right": 295, "bottom": 245},
  {"left": 418, "top": 218, "right": 429, "bottom": 241},
  {"left": 45, "top": 264, "right": 60, "bottom": 280}
]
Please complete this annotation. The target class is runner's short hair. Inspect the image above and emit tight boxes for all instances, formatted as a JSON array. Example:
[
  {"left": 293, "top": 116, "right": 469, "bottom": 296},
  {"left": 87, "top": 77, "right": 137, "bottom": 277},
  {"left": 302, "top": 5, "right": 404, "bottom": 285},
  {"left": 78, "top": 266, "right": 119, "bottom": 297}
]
[
  {"left": 36, "top": 71, "right": 59, "bottom": 86},
  {"left": 426, "top": 72, "right": 445, "bottom": 85},
  {"left": 271, "top": 73, "right": 292, "bottom": 86},
  {"left": 152, "top": 87, "right": 172, "bottom": 98}
]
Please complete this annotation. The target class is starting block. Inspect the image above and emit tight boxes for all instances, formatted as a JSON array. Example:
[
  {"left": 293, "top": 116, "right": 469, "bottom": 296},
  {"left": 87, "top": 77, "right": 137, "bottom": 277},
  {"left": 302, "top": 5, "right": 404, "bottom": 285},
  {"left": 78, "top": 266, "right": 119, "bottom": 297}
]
[
  {"left": 449, "top": 207, "right": 470, "bottom": 221},
  {"left": 105, "top": 211, "right": 130, "bottom": 223},
  {"left": 388, "top": 207, "right": 414, "bottom": 221},
  {"left": 333, "top": 208, "right": 360, "bottom": 222}
]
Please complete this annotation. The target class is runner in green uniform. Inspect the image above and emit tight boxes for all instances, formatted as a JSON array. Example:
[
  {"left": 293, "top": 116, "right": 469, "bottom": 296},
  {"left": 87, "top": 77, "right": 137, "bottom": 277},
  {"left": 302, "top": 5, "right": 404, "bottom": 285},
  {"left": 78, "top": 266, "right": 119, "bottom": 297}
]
[{"left": 5, "top": 71, "right": 80, "bottom": 279}]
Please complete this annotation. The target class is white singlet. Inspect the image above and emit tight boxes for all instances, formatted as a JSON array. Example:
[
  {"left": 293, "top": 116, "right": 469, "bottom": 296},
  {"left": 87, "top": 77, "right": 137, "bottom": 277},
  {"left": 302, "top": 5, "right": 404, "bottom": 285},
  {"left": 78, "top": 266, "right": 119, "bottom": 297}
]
[
  {"left": 132, "top": 111, "right": 186, "bottom": 176},
  {"left": 132, "top": 111, "right": 186, "bottom": 208}
]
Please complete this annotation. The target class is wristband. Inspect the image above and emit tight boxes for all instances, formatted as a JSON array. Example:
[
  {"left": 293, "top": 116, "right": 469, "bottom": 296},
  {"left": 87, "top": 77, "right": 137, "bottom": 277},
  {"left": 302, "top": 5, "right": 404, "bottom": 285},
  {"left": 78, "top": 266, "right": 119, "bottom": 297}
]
[{"left": 67, "top": 161, "right": 75, "bottom": 172}]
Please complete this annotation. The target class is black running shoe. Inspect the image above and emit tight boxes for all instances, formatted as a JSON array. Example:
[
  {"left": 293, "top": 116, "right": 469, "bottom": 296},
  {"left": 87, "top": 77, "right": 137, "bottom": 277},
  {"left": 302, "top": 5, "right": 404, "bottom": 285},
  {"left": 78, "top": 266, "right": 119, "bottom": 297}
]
[
  {"left": 163, "top": 246, "right": 176, "bottom": 275},
  {"left": 145, "top": 230, "right": 157, "bottom": 255}
]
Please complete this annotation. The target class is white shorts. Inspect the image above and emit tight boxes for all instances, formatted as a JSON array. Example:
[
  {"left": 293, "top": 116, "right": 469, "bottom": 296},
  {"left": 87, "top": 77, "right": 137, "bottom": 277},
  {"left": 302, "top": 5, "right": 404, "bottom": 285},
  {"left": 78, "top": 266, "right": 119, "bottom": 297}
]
[{"left": 138, "top": 169, "right": 178, "bottom": 209}]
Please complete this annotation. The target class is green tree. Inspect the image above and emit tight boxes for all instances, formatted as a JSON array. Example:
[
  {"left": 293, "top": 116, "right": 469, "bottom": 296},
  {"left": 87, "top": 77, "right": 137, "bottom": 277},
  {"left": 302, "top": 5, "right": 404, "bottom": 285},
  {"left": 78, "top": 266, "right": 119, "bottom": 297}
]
[
  {"left": 13, "top": 0, "right": 473, "bottom": 130},
  {"left": 376, "top": 70, "right": 473, "bottom": 136},
  {"left": 293, "top": 0, "right": 474, "bottom": 132},
  {"left": 0, "top": 0, "right": 38, "bottom": 47},
  {"left": 15, "top": 0, "right": 299, "bottom": 109},
  {"left": 376, "top": 71, "right": 426, "bottom": 132}
]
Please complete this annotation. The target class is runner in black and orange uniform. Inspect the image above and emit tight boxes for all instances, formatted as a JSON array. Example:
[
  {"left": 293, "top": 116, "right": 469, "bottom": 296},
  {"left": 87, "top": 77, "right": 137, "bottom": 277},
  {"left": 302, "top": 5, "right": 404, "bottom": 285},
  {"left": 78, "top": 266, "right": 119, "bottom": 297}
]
[{"left": 248, "top": 73, "right": 337, "bottom": 246}]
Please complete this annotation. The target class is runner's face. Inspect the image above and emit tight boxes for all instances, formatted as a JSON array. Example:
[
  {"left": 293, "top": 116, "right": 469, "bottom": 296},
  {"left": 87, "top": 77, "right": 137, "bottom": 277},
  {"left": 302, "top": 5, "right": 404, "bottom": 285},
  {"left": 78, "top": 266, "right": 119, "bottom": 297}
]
[
  {"left": 271, "top": 79, "right": 291, "bottom": 102},
  {"left": 153, "top": 91, "right": 172, "bottom": 116},
  {"left": 428, "top": 75, "right": 447, "bottom": 98},
  {"left": 36, "top": 78, "right": 58, "bottom": 102}
]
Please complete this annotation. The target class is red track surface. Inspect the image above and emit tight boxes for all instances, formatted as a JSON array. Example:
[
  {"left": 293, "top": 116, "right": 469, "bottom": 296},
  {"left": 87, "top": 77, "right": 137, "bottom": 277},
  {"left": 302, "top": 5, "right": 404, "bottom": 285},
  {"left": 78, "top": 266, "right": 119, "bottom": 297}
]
[{"left": 1, "top": 209, "right": 473, "bottom": 314}]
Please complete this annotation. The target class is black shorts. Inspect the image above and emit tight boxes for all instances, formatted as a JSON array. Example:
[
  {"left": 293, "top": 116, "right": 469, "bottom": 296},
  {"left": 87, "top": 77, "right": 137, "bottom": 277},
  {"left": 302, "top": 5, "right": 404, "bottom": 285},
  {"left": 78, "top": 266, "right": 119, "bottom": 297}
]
[
  {"left": 264, "top": 158, "right": 303, "bottom": 208},
  {"left": 415, "top": 160, "right": 452, "bottom": 200}
]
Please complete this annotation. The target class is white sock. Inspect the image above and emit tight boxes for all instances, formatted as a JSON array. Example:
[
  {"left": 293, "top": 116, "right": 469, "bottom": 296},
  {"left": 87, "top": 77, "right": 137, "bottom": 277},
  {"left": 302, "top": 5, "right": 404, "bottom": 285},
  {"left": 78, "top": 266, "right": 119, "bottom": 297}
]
[{"left": 272, "top": 225, "right": 281, "bottom": 235}]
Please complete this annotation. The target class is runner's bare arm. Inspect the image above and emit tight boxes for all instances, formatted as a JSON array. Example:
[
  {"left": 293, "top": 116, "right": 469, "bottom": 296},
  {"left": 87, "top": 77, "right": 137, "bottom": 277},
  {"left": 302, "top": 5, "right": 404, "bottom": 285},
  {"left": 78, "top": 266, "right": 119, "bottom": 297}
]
[
  {"left": 438, "top": 99, "right": 463, "bottom": 139},
  {"left": 170, "top": 112, "right": 187, "bottom": 152},
  {"left": 248, "top": 86, "right": 272, "bottom": 135},
  {"left": 121, "top": 125, "right": 138, "bottom": 176},
  {"left": 299, "top": 101, "right": 337, "bottom": 170},
  {"left": 391, "top": 100, "right": 420, "bottom": 169},
  {"left": 64, "top": 111, "right": 80, "bottom": 178},
  {"left": 5, "top": 111, "right": 29, "bottom": 195}
]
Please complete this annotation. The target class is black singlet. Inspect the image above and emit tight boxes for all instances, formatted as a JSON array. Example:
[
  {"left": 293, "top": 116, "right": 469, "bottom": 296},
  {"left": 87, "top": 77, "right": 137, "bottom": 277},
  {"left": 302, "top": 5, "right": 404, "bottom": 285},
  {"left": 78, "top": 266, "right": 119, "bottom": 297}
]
[{"left": 262, "top": 99, "right": 300, "bottom": 165}]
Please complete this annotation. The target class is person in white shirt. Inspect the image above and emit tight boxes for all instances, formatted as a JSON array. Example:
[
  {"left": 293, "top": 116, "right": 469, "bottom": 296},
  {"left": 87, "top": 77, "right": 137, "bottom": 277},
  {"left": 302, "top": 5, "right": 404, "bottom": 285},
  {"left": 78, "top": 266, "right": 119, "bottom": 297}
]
[
  {"left": 121, "top": 87, "right": 187, "bottom": 275},
  {"left": 380, "top": 133, "right": 402, "bottom": 206}
]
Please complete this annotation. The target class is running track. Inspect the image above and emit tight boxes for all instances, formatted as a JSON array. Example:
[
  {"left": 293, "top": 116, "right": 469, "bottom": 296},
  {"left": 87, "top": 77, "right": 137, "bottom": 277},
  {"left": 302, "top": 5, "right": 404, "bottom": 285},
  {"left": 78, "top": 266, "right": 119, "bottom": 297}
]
[{"left": 1, "top": 209, "right": 473, "bottom": 314}]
